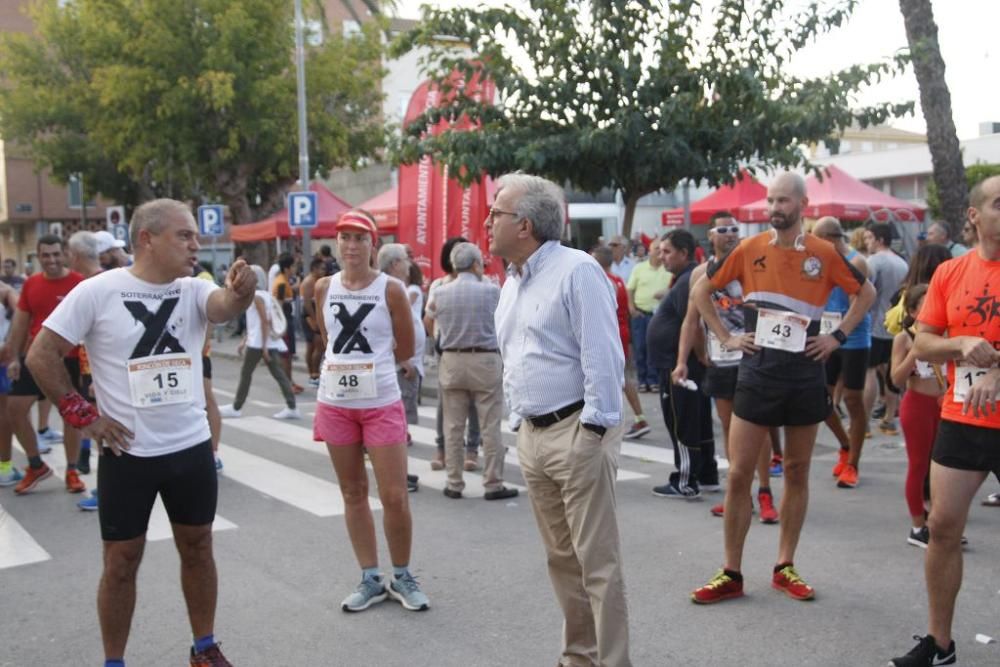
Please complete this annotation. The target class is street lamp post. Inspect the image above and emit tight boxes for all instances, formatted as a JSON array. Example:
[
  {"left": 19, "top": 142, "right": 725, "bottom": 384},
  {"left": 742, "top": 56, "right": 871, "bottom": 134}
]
[{"left": 294, "top": 0, "right": 311, "bottom": 259}]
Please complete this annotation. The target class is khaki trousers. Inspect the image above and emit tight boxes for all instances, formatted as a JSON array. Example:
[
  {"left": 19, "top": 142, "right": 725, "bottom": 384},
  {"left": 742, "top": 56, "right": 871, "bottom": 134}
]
[
  {"left": 517, "top": 414, "right": 631, "bottom": 667},
  {"left": 438, "top": 351, "right": 505, "bottom": 492}
]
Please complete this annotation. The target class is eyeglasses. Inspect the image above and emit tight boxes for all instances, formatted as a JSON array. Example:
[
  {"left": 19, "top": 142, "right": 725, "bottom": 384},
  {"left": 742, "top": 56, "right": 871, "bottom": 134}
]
[
  {"left": 488, "top": 207, "right": 518, "bottom": 222},
  {"left": 710, "top": 226, "right": 740, "bottom": 235}
]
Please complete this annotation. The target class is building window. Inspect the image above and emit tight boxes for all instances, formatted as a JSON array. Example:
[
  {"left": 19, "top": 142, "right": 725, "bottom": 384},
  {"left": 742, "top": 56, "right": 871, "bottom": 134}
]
[
  {"left": 891, "top": 176, "right": 915, "bottom": 200},
  {"left": 861, "top": 141, "right": 873, "bottom": 153},
  {"left": 343, "top": 20, "right": 361, "bottom": 38},
  {"left": 840, "top": 140, "right": 852, "bottom": 154},
  {"left": 305, "top": 19, "right": 323, "bottom": 46}
]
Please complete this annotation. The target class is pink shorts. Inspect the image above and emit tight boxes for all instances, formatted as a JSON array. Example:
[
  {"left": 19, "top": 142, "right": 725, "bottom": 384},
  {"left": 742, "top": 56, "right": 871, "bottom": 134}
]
[{"left": 314, "top": 400, "right": 408, "bottom": 447}]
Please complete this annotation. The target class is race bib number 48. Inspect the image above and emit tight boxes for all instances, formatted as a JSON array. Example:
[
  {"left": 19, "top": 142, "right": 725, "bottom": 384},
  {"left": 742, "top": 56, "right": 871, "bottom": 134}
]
[
  {"left": 323, "top": 361, "right": 377, "bottom": 400},
  {"left": 127, "top": 353, "right": 194, "bottom": 408},
  {"left": 754, "top": 308, "right": 810, "bottom": 353}
]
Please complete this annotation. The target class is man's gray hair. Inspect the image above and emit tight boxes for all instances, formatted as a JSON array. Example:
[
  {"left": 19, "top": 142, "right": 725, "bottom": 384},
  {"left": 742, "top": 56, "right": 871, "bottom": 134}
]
[
  {"left": 450, "top": 242, "right": 483, "bottom": 272},
  {"left": 496, "top": 173, "right": 565, "bottom": 243},
  {"left": 929, "top": 222, "right": 951, "bottom": 240},
  {"left": 377, "top": 243, "right": 408, "bottom": 273},
  {"left": 67, "top": 231, "right": 99, "bottom": 262},
  {"left": 129, "top": 199, "right": 193, "bottom": 248},
  {"left": 250, "top": 264, "right": 268, "bottom": 291},
  {"left": 591, "top": 245, "right": 613, "bottom": 269}
]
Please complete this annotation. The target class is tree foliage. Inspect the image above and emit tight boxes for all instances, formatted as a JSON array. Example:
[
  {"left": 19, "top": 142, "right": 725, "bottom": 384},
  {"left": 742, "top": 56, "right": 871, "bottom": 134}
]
[
  {"left": 391, "top": 0, "right": 913, "bottom": 236},
  {"left": 926, "top": 163, "right": 1000, "bottom": 220},
  {"left": 0, "top": 0, "right": 386, "bottom": 222}
]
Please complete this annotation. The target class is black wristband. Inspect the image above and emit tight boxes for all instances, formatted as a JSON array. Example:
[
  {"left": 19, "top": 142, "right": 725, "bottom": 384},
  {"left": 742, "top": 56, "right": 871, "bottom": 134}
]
[
  {"left": 831, "top": 329, "right": 847, "bottom": 345},
  {"left": 582, "top": 423, "right": 606, "bottom": 437}
]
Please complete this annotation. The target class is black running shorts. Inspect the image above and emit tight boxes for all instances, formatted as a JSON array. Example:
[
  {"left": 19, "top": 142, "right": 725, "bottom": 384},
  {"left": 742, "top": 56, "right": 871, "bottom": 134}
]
[
  {"left": 11, "top": 356, "right": 82, "bottom": 400},
  {"left": 824, "top": 348, "right": 870, "bottom": 392},
  {"left": 97, "top": 440, "right": 217, "bottom": 541},
  {"left": 703, "top": 366, "right": 738, "bottom": 400},
  {"left": 733, "top": 381, "right": 832, "bottom": 427},
  {"left": 932, "top": 419, "right": 1000, "bottom": 476},
  {"left": 868, "top": 337, "right": 893, "bottom": 368}
]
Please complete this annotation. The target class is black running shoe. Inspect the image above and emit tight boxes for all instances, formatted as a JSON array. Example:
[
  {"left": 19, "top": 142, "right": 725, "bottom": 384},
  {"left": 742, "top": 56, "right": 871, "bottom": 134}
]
[{"left": 888, "top": 634, "right": 955, "bottom": 666}]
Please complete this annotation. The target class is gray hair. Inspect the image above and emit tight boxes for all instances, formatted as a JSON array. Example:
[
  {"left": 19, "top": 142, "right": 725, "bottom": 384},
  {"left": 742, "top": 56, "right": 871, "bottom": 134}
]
[
  {"left": 377, "top": 243, "right": 408, "bottom": 273},
  {"left": 496, "top": 173, "right": 565, "bottom": 243},
  {"left": 591, "top": 245, "right": 613, "bottom": 269},
  {"left": 250, "top": 264, "right": 268, "bottom": 291},
  {"left": 929, "top": 222, "right": 951, "bottom": 240},
  {"left": 67, "top": 231, "right": 99, "bottom": 262},
  {"left": 450, "top": 242, "right": 482, "bottom": 272},
  {"left": 129, "top": 199, "right": 192, "bottom": 248}
]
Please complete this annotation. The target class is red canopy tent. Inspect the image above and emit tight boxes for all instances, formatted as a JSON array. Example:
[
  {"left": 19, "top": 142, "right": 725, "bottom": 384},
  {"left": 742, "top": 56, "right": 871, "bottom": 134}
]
[
  {"left": 357, "top": 186, "right": 398, "bottom": 232},
  {"left": 230, "top": 181, "right": 353, "bottom": 242},
  {"left": 738, "top": 165, "right": 926, "bottom": 223},
  {"left": 661, "top": 170, "right": 766, "bottom": 225}
]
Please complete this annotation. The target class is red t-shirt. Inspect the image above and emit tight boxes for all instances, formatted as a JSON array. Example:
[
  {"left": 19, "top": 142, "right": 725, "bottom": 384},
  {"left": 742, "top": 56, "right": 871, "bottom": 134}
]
[
  {"left": 917, "top": 250, "right": 1000, "bottom": 429},
  {"left": 605, "top": 271, "right": 630, "bottom": 355},
  {"left": 18, "top": 271, "right": 84, "bottom": 355}
]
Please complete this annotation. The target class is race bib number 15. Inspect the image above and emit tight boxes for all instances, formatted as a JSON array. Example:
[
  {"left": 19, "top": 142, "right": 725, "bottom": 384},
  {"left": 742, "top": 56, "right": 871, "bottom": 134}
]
[{"left": 127, "top": 353, "right": 194, "bottom": 408}]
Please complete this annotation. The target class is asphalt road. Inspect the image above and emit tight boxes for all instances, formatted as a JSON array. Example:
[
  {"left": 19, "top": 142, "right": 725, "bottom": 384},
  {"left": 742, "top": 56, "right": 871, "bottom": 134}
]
[{"left": 2, "top": 353, "right": 998, "bottom": 666}]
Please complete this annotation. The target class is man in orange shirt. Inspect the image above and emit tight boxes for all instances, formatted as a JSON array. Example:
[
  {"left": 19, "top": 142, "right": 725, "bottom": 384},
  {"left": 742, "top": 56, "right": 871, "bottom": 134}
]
[
  {"left": 689, "top": 172, "right": 875, "bottom": 604},
  {"left": 888, "top": 176, "right": 1000, "bottom": 667}
]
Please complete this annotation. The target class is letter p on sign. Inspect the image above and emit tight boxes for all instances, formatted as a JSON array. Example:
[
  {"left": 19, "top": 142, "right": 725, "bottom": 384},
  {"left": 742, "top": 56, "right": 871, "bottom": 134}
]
[
  {"left": 288, "top": 191, "right": 318, "bottom": 229},
  {"left": 197, "top": 205, "right": 224, "bottom": 237}
]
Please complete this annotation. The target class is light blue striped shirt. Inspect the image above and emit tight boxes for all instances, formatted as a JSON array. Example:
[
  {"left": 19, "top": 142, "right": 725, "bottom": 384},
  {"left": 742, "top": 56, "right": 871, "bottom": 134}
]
[{"left": 495, "top": 241, "right": 625, "bottom": 429}]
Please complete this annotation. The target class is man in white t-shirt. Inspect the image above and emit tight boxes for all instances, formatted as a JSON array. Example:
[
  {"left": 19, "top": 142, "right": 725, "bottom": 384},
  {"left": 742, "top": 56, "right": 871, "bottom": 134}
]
[{"left": 26, "top": 199, "right": 255, "bottom": 667}]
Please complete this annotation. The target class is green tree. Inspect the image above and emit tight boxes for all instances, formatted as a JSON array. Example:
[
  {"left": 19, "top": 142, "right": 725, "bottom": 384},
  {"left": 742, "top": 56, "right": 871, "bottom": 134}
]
[
  {"left": 926, "top": 163, "right": 1000, "bottom": 220},
  {"left": 0, "top": 0, "right": 386, "bottom": 222},
  {"left": 899, "top": 0, "right": 967, "bottom": 235},
  {"left": 392, "top": 0, "right": 912, "bottom": 237}
]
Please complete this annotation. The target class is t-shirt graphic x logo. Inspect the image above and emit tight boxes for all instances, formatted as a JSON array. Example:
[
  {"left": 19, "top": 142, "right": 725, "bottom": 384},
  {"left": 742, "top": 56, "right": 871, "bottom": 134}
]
[
  {"left": 124, "top": 298, "right": 185, "bottom": 358},
  {"left": 331, "top": 302, "right": 374, "bottom": 354}
]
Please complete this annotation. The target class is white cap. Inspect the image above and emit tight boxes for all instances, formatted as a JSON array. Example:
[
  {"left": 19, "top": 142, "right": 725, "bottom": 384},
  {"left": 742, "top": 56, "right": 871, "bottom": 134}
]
[{"left": 94, "top": 230, "right": 126, "bottom": 254}]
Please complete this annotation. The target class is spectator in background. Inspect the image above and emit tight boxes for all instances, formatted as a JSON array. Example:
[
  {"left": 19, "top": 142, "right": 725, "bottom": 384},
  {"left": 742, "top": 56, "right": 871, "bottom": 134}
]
[
  {"left": 961, "top": 219, "right": 978, "bottom": 249},
  {"left": 926, "top": 221, "right": 969, "bottom": 258},
  {"left": 94, "top": 230, "right": 129, "bottom": 269},
  {"left": 1, "top": 258, "right": 25, "bottom": 290},
  {"left": 849, "top": 227, "right": 869, "bottom": 257},
  {"left": 609, "top": 234, "right": 636, "bottom": 283},
  {"left": 627, "top": 238, "right": 673, "bottom": 393},
  {"left": 300, "top": 257, "right": 327, "bottom": 386},
  {"left": 319, "top": 244, "right": 340, "bottom": 276},
  {"left": 271, "top": 254, "right": 303, "bottom": 394},
  {"left": 633, "top": 243, "right": 648, "bottom": 261}
]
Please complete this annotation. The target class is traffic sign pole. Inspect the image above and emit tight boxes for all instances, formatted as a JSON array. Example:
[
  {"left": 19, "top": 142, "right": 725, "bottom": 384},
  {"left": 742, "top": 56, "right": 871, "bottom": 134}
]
[{"left": 294, "top": 0, "right": 311, "bottom": 259}]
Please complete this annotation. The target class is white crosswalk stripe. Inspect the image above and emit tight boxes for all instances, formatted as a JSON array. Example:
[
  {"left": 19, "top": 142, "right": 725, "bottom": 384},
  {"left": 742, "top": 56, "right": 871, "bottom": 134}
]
[{"left": 0, "top": 502, "right": 51, "bottom": 568}]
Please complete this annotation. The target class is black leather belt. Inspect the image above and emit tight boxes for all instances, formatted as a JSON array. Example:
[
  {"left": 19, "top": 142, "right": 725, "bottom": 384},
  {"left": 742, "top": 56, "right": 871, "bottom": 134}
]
[
  {"left": 442, "top": 347, "right": 498, "bottom": 353},
  {"left": 527, "top": 400, "right": 585, "bottom": 428}
]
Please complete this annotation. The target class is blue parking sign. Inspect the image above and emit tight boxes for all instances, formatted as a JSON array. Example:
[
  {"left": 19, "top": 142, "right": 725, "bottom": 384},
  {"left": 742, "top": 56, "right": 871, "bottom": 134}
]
[
  {"left": 288, "top": 191, "right": 318, "bottom": 229},
  {"left": 197, "top": 205, "right": 225, "bottom": 237}
]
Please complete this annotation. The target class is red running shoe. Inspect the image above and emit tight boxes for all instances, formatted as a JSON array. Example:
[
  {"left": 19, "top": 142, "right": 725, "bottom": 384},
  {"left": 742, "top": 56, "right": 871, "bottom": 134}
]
[
  {"left": 190, "top": 643, "right": 233, "bottom": 667},
  {"left": 832, "top": 448, "right": 849, "bottom": 478},
  {"left": 65, "top": 469, "right": 86, "bottom": 494},
  {"left": 772, "top": 565, "right": 815, "bottom": 601},
  {"left": 691, "top": 569, "right": 744, "bottom": 604},
  {"left": 710, "top": 503, "right": 724, "bottom": 517},
  {"left": 758, "top": 490, "right": 779, "bottom": 524},
  {"left": 14, "top": 463, "right": 52, "bottom": 495}
]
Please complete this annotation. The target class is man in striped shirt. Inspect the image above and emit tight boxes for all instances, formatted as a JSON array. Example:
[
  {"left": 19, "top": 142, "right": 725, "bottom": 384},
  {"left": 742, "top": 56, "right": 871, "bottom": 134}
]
[{"left": 491, "top": 173, "right": 632, "bottom": 667}]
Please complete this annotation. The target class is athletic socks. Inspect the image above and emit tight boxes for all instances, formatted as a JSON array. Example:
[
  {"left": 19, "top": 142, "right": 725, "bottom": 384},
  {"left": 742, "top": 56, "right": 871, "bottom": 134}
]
[
  {"left": 66, "top": 462, "right": 77, "bottom": 471},
  {"left": 723, "top": 569, "right": 743, "bottom": 582},
  {"left": 362, "top": 566, "right": 380, "bottom": 581},
  {"left": 38, "top": 427, "right": 49, "bottom": 436},
  {"left": 392, "top": 565, "right": 409, "bottom": 578},
  {"left": 81, "top": 438, "right": 92, "bottom": 451},
  {"left": 28, "top": 456, "right": 43, "bottom": 469},
  {"left": 193, "top": 634, "right": 216, "bottom": 653},
  {"left": 104, "top": 660, "right": 125, "bottom": 667}
]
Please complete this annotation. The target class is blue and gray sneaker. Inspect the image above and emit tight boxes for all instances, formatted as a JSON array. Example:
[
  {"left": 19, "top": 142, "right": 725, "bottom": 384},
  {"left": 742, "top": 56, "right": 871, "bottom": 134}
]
[
  {"left": 341, "top": 575, "right": 387, "bottom": 612},
  {"left": 0, "top": 467, "right": 24, "bottom": 487},
  {"left": 388, "top": 571, "right": 430, "bottom": 611},
  {"left": 215, "top": 457, "right": 224, "bottom": 473},
  {"left": 78, "top": 491, "right": 98, "bottom": 512}
]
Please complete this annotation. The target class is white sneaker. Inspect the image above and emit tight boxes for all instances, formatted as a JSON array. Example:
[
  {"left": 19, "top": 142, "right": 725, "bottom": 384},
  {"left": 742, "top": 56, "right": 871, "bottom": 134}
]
[
  {"left": 218, "top": 404, "right": 242, "bottom": 418},
  {"left": 273, "top": 407, "right": 302, "bottom": 420},
  {"left": 37, "top": 440, "right": 52, "bottom": 454},
  {"left": 39, "top": 429, "right": 64, "bottom": 444}
]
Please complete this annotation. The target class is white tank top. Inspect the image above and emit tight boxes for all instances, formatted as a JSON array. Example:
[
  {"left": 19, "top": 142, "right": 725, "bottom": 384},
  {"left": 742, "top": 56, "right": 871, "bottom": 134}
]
[
  {"left": 319, "top": 272, "right": 400, "bottom": 408},
  {"left": 246, "top": 290, "right": 286, "bottom": 351}
]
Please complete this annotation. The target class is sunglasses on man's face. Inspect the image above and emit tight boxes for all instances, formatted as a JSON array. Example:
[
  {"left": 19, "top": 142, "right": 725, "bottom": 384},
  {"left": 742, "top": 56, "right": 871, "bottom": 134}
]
[{"left": 711, "top": 226, "right": 740, "bottom": 235}]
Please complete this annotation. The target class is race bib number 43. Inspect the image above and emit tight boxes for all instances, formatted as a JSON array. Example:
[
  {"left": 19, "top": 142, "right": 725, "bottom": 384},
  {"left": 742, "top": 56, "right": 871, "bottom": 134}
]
[
  {"left": 127, "top": 353, "right": 193, "bottom": 408},
  {"left": 323, "top": 361, "right": 377, "bottom": 400},
  {"left": 754, "top": 308, "right": 810, "bottom": 353}
]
